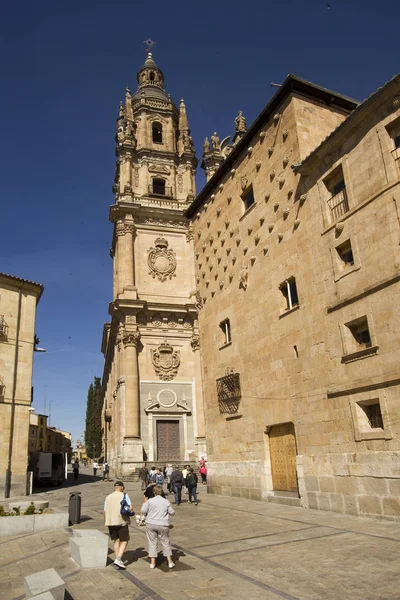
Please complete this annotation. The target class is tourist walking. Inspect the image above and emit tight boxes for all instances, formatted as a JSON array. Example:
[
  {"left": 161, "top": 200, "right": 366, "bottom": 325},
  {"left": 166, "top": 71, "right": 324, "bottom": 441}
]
[
  {"left": 199, "top": 464, "right": 207, "bottom": 484},
  {"left": 165, "top": 463, "right": 173, "bottom": 493},
  {"left": 186, "top": 467, "right": 198, "bottom": 505},
  {"left": 144, "top": 481, "right": 166, "bottom": 500},
  {"left": 141, "top": 486, "right": 175, "bottom": 569},
  {"left": 72, "top": 459, "right": 79, "bottom": 480},
  {"left": 170, "top": 466, "right": 183, "bottom": 505},
  {"left": 102, "top": 460, "right": 110, "bottom": 481},
  {"left": 93, "top": 460, "right": 99, "bottom": 476},
  {"left": 149, "top": 466, "right": 157, "bottom": 483},
  {"left": 155, "top": 468, "right": 164, "bottom": 487},
  {"left": 182, "top": 465, "right": 189, "bottom": 495},
  {"left": 138, "top": 463, "right": 149, "bottom": 491},
  {"left": 104, "top": 480, "right": 134, "bottom": 569},
  {"left": 199, "top": 456, "right": 207, "bottom": 468}
]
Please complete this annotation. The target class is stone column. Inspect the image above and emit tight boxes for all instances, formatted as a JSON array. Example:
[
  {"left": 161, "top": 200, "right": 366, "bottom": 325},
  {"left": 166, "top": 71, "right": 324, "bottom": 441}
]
[
  {"left": 123, "top": 217, "right": 135, "bottom": 291},
  {"left": 191, "top": 333, "right": 207, "bottom": 448},
  {"left": 122, "top": 330, "right": 141, "bottom": 438},
  {"left": 116, "top": 220, "right": 125, "bottom": 297}
]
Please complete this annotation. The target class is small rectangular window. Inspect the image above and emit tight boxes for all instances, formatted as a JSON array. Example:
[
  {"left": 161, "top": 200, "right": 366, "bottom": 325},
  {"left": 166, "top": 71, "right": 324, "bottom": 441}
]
[
  {"left": 362, "top": 402, "right": 384, "bottom": 429},
  {"left": 336, "top": 239, "right": 354, "bottom": 266},
  {"left": 347, "top": 318, "right": 371, "bottom": 349},
  {"left": 280, "top": 277, "right": 299, "bottom": 311},
  {"left": 219, "top": 319, "right": 231, "bottom": 346},
  {"left": 241, "top": 185, "right": 255, "bottom": 211},
  {"left": 324, "top": 165, "right": 349, "bottom": 222}
]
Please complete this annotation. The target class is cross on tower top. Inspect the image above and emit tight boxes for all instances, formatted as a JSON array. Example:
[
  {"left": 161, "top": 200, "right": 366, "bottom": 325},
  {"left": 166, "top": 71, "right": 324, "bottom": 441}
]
[{"left": 143, "top": 38, "right": 156, "bottom": 53}]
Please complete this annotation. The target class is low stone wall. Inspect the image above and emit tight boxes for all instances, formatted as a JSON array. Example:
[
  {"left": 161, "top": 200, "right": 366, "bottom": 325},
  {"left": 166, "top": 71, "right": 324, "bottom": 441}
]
[
  {"left": 0, "top": 511, "right": 68, "bottom": 537},
  {"left": 298, "top": 452, "right": 400, "bottom": 519}
]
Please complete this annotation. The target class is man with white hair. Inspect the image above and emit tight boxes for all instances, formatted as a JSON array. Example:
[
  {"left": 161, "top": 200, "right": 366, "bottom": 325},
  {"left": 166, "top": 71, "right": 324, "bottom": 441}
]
[{"left": 104, "top": 480, "right": 134, "bottom": 569}]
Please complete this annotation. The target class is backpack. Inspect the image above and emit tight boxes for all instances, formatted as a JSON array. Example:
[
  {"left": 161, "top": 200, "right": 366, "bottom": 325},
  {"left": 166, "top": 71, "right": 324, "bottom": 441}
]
[
  {"left": 186, "top": 472, "right": 197, "bottom": 487},
  {"left": 173, "top": 471, "right": 183, "bottom": 484}
]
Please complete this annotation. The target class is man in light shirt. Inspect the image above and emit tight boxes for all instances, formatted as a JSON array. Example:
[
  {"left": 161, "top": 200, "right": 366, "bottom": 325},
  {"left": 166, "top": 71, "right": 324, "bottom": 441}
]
[{"left": 104, "top": 481, "right": 134, "bottom": 569}]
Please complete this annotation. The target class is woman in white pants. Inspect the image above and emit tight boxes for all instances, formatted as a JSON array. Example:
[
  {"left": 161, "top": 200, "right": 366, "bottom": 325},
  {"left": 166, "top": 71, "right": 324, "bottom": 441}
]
[{"left": 141, "top": 485, "right": 176, "bottom": 569}]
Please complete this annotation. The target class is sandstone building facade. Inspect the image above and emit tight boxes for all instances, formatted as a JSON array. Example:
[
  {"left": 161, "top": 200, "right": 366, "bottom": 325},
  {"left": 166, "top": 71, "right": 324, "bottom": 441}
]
[
  {"left": 187, "top": 74, "right": 400, "bottom": 519},
  {"left": 0, "top": 272, "right": 43, "bottom": 497},
  {"left": 100, "top": 53, "right": 206, "bottom": 476}
]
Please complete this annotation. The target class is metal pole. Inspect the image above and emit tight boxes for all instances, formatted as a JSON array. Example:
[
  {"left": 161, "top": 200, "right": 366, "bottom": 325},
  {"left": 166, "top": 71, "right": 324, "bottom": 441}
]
[{"left": 5, "top": 285, "right": 23, "bottom": 498}]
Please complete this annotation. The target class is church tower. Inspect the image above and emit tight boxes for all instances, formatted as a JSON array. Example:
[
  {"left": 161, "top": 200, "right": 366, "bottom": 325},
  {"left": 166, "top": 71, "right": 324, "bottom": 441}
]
[{"left": 101, "top": 52, "right": 206, "bottom": 476}]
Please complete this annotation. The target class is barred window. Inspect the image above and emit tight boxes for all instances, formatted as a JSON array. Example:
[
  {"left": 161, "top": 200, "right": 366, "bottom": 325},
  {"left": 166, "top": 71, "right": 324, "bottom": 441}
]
[{"left": 216, "top": 371, "right": 241, "bottom": 414}]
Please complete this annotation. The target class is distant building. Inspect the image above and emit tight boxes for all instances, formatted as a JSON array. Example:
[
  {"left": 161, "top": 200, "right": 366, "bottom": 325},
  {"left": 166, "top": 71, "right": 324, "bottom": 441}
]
[
  {"left": 74, "top": 439, "right": 87, "bottom": 462},
  {"left": 187, "top": 74, "right": 400, "bottom": 519},
  {"left": 28, "top": 412, "right": 72, "bottom": 461},
  {"left": 0, "top": 273, "right": 43, "bottom": 497}
]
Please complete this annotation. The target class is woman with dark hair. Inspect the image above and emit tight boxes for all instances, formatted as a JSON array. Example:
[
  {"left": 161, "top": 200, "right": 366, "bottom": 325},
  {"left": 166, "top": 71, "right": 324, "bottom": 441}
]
[{"left": 141, "top": 486, "right": 175, "bottom": 569}]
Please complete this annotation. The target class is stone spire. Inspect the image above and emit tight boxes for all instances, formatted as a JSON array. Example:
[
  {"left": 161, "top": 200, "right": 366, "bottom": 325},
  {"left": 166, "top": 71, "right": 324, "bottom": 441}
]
[
  {"left": 125, "top": 87, "right": 133, "bottom": 121},
  {"left": 179, "top": 98, "right": 189, "bottom": 133}
]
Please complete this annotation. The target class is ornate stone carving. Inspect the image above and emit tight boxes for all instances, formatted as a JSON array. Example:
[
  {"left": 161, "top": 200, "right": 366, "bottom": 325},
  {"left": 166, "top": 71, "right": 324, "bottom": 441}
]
[
  {"left": 122, "top": 331, "right": 141, "bottom": 348},
  {"left": 294, "top": 219, "right": 300, "bottom": 229},
  {"left": 239, "top": 266, "right": 248, "bottom": 290},
  {"left": 178, "top": 174, "right": 183, "bottom": 193},
  {"left": 211, "top": 132, "right": 220, "bottom": 151},
  {"left": 283, "top": 129, "right": 289, "bottom": 141},
  {"left": 299, "top": 193, "right": 308, "bottom": 205},
  {"left": 149, "top": 163, "right": 170, "bottom": 174},
  {"left": 134, "top": 167, "right": 139, "bottom": 187},
  {"left": 183, "top": 316, "right": 193, "bottom": 329},
  {"left": 195, "top": 291, "right": 203, "bottom": 311},
  {"left": 190, "top": 334, "right": 200, "bottom": 351},
  {"left": 268, "top": 147, "right": 274, "bottom": 157},
  {"left": 186, "top": 224, "right": 194, "bottom": 242},
  {"left": 167, "top": 314, "right": 178, "bottom": 328},
  {"left": 125, "top": 315, "right": 136, "bottom": 324},
  {"left": 151, "top": 339, "right": 180, "bottom": 381},
  {"left": 203, "top": 137, "right": 210, "bottom": 153},
  {"left": 152, "top": 313, "right": 163, "bottom": 327},
  {"left": 116, "top": 220, "right": 125, "bottom": 237},
  {"left": 148, "top": 238, "right": 176, "bottom": 282},
  {"left": 241, "top": 176, "right": 248, "bottom": 191},
  {"left": 392, "top": 97, "right": 400, "bottom": 110},
  {"left": 283, "top": 207, "right": 290, "bottom": 219},
  {"left": 234, "top": 110, "right": 247, "bottom": 132}
]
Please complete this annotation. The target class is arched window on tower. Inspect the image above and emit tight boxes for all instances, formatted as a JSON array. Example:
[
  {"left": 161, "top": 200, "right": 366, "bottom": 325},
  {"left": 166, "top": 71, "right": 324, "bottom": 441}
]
[
  {"left": 149, "top": 71, "right": 155, "bottom": 83},
  {"left": 152, "top": 178, "right": 166, "bottom": 196},
  {"left": 152, "top": 121, "right": 163, "bottom": 144}
]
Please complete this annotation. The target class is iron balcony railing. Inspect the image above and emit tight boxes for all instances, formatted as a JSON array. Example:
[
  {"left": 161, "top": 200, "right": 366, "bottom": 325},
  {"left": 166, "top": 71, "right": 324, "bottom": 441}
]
[
  {"left": 148, "top": 184, "right": 172, "bottom": 197},
  {"left": 327, "top": 188, "right": 349, "bottom": 222}
]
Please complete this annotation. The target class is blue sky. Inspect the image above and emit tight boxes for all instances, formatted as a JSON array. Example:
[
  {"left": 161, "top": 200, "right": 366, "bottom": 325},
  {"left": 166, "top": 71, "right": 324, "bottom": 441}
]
[{"left": 1, "top": 0, "right": 399, "bottom": 449}]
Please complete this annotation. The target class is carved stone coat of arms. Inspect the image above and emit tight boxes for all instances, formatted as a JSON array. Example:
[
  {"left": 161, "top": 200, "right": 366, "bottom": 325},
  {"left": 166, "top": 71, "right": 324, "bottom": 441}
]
[
  {"left": 148, "top": 237, "right": 177, "bottom": 282},
  {"left": 151, "top": 340, "right": 180, "bottom": 381}
]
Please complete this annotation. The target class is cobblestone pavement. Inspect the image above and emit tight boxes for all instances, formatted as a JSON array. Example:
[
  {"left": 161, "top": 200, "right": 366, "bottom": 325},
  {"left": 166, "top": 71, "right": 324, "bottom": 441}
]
[{"left": 0, "top": 468, "right": 399, "bottom": 600}]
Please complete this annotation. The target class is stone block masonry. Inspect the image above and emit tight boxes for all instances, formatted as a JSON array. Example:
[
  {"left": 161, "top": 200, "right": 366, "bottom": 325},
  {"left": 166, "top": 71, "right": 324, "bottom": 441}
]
[{"left": 24, "top": 568, "right": 65, "bottom": 600}]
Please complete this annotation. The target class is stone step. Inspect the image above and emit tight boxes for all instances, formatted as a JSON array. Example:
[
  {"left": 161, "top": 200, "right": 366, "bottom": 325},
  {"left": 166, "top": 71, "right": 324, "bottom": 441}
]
[{"left": 266, "top": 494, "right": 302, "bottom": 507}]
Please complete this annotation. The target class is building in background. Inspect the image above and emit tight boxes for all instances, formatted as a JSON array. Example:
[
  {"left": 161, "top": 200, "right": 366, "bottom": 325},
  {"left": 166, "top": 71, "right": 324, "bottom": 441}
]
[
  {"left": 0, "top": 273, "right": 44, "bottom": 497},
  {"left": 186, "top": 74, "right": 400, "bottom": 519},
  {"left": 100, "top": 52, "right": 206, "bottom": 476},
  {"left": 28, "top": 413, "right": 72, "bottom": 461},
  {"left": 74, "top": 439, "right": 87, "bottom": 462}
]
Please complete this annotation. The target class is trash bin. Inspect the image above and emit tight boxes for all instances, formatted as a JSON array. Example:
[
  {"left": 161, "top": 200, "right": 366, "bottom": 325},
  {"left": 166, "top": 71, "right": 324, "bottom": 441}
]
[{"left": 69, "top": 492, "right": 81, "bottom": 525}]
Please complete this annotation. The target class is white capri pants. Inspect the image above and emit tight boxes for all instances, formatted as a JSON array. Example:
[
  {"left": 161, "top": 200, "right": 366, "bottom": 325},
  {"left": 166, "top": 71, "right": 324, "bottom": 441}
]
[{"left": 146, "top": 523, "right": 172, "bottom": 558}]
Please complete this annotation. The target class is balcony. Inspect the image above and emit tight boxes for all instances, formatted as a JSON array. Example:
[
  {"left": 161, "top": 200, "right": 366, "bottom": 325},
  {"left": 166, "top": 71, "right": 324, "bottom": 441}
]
[
  {"left": 327, "top": 188, "right": 349, "bottom": 222},
  {"left": 148, "top": 184, "right": 172, "bottom": 198}
]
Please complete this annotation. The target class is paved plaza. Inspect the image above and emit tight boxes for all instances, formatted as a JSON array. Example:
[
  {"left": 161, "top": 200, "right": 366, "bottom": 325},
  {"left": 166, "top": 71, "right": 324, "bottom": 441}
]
[{"left": 0, "top": 468, "right": 399, "bottom": 600}]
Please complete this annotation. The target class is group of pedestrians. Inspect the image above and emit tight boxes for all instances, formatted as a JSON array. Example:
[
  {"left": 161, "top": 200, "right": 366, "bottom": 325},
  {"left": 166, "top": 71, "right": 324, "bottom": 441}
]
[
  {"left": 138, "top": 460, "right": 207, "bottom": 506},
  {"left": 104, "top": 479, "right": 176, "bottom": 570}
]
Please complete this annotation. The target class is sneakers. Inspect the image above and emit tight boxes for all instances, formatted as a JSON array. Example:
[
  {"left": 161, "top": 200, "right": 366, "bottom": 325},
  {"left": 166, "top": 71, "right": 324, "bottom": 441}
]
[
  {"left": 168, "top": 562, "right": 175, "bottom": 569},
  {"left": 114, "top": 559, "right": 126, "bottom": 569},
  {"left": 150, "top": 563, "right": 156, "bottom": 569},
  {"left": 194, "top": 502, "right": 198, "bottom": 505}
]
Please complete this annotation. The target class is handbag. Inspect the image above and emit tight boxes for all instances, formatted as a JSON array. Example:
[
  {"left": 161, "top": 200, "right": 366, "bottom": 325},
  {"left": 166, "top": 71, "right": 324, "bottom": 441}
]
[
  {"left": 120, "top": 493, "right": 135, "bottom": 517},
  {"left": 135, "top": 514, "right": 146, "bottom": 526}
]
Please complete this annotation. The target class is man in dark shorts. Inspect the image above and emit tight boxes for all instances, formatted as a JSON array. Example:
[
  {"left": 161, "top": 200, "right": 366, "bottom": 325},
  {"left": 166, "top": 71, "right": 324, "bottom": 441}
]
[{"left": 104, "top": 481, "right": 134, "bottom": 569}]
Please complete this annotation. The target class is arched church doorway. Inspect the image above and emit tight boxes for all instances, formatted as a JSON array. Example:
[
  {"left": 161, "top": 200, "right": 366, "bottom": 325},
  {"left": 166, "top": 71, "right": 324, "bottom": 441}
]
[{"left": 269, "top": 422, "right": 298, "bottom": 492}]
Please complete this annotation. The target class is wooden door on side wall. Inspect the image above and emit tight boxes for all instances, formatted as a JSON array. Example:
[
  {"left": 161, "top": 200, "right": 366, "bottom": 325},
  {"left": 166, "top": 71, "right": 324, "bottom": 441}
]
[
  {"left": 269, "top": 423, "right": 298, "bottom": 492},
  {"left": 156, "top": 420, "right": 180, "bottom": 461}
]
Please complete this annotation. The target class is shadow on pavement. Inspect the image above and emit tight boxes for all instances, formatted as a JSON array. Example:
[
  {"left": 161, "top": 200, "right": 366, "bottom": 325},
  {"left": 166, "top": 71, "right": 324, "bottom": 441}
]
[{"left": 32, "top": 473, "right": 103, "bottom": 494}]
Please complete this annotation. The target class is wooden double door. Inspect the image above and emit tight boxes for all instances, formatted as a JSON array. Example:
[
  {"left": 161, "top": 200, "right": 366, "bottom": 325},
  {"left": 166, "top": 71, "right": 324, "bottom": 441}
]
[
  {"left": 156, "top": 420, "right": 180, "bottom": 461},
  {"left": 269, "top": 422, "right": 298, "bottom": 492}
]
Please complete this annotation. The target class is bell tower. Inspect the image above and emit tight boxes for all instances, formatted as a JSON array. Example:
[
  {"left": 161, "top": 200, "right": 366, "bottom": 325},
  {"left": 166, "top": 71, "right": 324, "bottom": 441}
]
[{"left": 102, "top": 52, "right": 205, "bottom": 476}]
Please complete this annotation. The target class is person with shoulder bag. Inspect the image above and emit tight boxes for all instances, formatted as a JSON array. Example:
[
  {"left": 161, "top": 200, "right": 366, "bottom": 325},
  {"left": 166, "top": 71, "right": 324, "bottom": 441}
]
[
  {"left": 186, "top": 467, "right": 198, "bottom": 505},
  {"left": 104, "top": 481, "right": 134, "bottom": 569}
]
